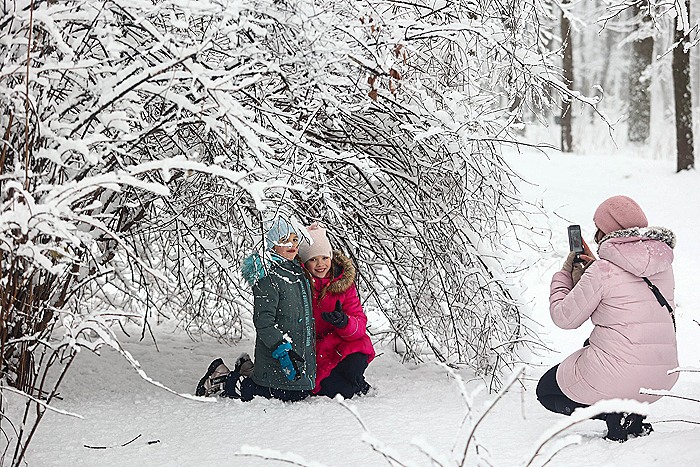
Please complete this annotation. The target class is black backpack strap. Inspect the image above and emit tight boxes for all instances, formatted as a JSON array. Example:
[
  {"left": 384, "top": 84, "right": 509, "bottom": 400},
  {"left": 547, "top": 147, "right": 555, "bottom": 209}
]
[{"left": 642, "top": 277, "right": 676, "bottom": 331}]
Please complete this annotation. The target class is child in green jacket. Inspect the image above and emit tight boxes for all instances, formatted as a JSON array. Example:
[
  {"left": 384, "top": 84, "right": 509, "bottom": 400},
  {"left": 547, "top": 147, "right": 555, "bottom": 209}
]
[{"left": 195, "top": 216, "right": 316, "bottom": 402}]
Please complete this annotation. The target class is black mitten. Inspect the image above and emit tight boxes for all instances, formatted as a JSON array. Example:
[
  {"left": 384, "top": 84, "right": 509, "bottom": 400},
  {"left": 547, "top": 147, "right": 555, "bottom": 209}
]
[
  {"left": 288, "top": 349, "right": 305, "bottom": 381},
  {"left": 322, "top": 300, "right": 348, "bottom": 328}
]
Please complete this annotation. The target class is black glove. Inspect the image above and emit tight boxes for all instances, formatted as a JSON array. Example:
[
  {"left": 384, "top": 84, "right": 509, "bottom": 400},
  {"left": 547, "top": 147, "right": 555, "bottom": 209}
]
[
  {"left": 287, "top": 349, "right": 305, "bottom": 381},
  {"left": 322, "top": 300, "right": 348, "bottom": 329},
  {"left": 272, "top": 342, "right": 305, "bottom": 381}
]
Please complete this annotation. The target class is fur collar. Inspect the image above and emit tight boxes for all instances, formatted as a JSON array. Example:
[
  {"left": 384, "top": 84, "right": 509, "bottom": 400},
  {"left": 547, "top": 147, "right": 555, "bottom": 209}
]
[
  {"left": 599, "top": 226, "right": 676, "bottom": 249},
  {"left": 325, "top": 250, "right": 356, "bottom": 294}
]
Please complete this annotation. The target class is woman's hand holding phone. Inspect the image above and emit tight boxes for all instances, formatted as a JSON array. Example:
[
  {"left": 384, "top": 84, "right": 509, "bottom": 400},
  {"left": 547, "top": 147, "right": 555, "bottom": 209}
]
[
  {"left": 581, "top": 238, "right": 595, "bottom": 260},
  {"left": 563, "top": 235, "right": 596, "bottom": 285},
  {"left": 570, "top": 239, "right": 596, "bottom": 285},
  {"left": 579, "top": 238, "right": 596, "bottom": 265}
]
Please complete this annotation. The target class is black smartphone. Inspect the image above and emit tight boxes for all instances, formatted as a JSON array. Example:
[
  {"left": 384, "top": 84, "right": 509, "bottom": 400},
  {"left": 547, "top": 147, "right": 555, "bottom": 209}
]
[{"left": 568, "top": 224, "right": 584, "bottom": 262}]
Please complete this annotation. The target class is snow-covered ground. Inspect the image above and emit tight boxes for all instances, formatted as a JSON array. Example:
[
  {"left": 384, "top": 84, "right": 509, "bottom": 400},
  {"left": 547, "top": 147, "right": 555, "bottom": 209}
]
[{"left": 23, "top": 147, "right": 700, "bottom": 467}]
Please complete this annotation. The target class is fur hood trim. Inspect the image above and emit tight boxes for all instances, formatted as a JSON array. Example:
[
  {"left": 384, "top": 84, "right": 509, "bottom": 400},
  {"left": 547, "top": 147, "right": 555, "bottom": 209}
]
[
  {"left": 326, "top": 250, "right": 357, "bottom": 294},
  {"left": 599, "top": 226, "right": 676, "bottom": 250}
]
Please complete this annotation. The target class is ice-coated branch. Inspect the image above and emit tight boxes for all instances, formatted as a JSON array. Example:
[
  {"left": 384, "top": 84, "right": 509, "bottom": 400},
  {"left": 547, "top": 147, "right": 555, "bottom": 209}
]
[
  {"left": 236, "top": 445, "right": 326, "bottom": 467},
  {"left": 337, "top": 397, "right": 408, "bottom": 466},
  {"left": 0, "top": 385, "right": 83, "bottom": 419},
  {"left": 523, "top": 399, "right": 649, "bottom": 467},
  {"left": 460, "top": 366, "right": 525, "bottom": 465},
  {"left": 640, "top": 388, "right": 700, "bottom": 404}
]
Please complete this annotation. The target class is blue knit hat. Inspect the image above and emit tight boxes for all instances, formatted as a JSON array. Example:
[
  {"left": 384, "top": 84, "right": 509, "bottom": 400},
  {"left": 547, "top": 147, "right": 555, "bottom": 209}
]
[{"left": 265, "top": 216, "right": 295, "bottom": 249}]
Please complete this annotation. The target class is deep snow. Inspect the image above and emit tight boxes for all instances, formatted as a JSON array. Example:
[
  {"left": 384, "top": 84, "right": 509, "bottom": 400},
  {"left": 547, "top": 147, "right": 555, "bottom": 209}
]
[{"left": 21, "top": 147, "right": 700, "bottom": 467}]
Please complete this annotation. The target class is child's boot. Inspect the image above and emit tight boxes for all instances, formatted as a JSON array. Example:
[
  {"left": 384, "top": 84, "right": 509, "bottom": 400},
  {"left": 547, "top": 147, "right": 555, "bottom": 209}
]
[
  {"left": 235, "top": 352, "right": 254, "bottom": 377},
  {"left": 195, "top": 358, "right": 230, "bottom": 397}
]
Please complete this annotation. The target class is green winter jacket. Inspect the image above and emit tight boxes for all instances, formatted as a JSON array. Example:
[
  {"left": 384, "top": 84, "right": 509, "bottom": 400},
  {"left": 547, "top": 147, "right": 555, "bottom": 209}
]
[{"left": 242, "top": 252, "right": 316, "bottom": 391}]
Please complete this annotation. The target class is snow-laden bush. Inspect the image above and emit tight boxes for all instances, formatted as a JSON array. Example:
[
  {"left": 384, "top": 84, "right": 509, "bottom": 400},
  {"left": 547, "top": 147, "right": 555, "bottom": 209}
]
[
  {"left": 166, "top": 0, "right": 566, "bottom": 379},
  {"left": 139, "top": 0, "right": 566, "bottom": 379},
  {"left": 0, "top": 1, "right": 273, "bottom": 463}
]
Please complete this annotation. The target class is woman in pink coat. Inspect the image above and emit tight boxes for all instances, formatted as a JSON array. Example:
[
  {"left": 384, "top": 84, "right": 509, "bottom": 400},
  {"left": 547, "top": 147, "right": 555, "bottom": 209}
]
[
  {"left": 537, "top": 195, "right": 678, "bottom": 442},
  {"left": 298, "top": 223, "right": 376, "bottom": 398}
]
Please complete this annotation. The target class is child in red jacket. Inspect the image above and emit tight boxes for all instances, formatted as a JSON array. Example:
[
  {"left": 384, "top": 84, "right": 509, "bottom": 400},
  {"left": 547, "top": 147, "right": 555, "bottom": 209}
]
[{"left": 298, "top": 223, "right": 375, "bottom": 398}]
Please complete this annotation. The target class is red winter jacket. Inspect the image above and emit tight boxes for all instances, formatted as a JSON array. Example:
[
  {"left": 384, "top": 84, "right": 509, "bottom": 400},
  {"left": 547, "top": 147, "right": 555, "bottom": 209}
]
[{"left": 308, "top": 251, "right": 375, "bottom": 393}]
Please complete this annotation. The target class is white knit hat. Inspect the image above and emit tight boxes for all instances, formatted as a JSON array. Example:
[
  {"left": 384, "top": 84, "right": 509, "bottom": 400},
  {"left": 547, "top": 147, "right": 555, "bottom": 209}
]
[{"left": 298, "top": 222, "right": 332, "bottom": 262}]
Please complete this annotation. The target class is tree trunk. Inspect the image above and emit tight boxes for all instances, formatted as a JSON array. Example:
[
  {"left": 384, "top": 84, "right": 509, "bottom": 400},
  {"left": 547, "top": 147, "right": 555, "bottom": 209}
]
[
  {"left": 560, "top": 1, "right": 573, "bottom": 153},
  {"left": 673, "top": 0, "right": 695, "bottom": 171},
  {"left": 628, "top": 5, "right": 653, "bottom": 143}
]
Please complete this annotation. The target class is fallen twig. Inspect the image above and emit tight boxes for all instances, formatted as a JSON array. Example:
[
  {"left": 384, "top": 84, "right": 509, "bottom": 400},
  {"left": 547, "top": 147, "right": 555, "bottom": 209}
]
[{"left": 84, "top": 434, "right": 161, "bottom": 449}]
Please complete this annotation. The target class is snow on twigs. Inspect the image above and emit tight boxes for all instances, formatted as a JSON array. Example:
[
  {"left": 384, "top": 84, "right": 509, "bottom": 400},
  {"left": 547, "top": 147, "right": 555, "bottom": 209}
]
[
  {"left": 237, "top": 444, "right": 327, "bottom": 467},
  {"left": 0, "top": 385, "right": 84, "bottom": 419},
  {"left": 522, "top": 399, "right": 650, "bottom": 467}
]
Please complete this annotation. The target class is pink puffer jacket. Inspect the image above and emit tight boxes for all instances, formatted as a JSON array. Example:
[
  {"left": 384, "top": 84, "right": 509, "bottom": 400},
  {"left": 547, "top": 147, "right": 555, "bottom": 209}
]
[
  {"left": 309, "top": 251, "right": 375, "bottom": 394},
  {"left": 550, "top": 227, "right": 679, "bottom": 405}
]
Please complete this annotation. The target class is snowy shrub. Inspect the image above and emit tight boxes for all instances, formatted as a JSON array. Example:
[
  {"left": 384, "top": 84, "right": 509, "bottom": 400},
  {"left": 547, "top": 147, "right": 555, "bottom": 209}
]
[
  {"left": 218, "top": 0, "right": 567, "bottom": 383},
  {"left": 0, "top": 0, "right": 270, "bottom": 463},
  {"left": 142, "top": 0, "right": 565, "bottom": 381}
]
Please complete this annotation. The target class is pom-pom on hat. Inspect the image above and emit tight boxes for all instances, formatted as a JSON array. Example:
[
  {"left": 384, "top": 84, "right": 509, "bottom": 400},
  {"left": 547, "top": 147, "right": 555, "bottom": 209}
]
[
  {"left": 298, "top": 222, "right": 332, "bottom": 263},
  {"left": 265, "top": 216, "right": 295, "bottom": 250},
  {"left": 593, "top": 195, "right": 648, "bottom": 235}
]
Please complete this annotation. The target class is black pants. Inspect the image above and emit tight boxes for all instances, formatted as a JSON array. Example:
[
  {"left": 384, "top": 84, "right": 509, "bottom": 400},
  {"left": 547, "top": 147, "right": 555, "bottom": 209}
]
[
  {"left": 317, "top": 352, "right": 370, "bottom": 399},
  {"left": 536, "top": 364, "right": 589, "bottom": 415},
  {"left": 537, "top": 364, "right": 644, "bottom": 439},
  {"left": 223, "top": 373, "right": 309, "bottom": 402}
]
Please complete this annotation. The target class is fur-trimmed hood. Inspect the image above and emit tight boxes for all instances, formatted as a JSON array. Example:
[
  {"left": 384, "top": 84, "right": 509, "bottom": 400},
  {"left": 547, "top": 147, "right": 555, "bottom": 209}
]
[
  {"left": 324, "top": 250, "right": 357, "bottom": 294},
  {"left": 598, "top": 226, "right": 675, "bottom": 278},
  {"left": 599, "top": 226, "right": 676, "bottom": 249}
]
